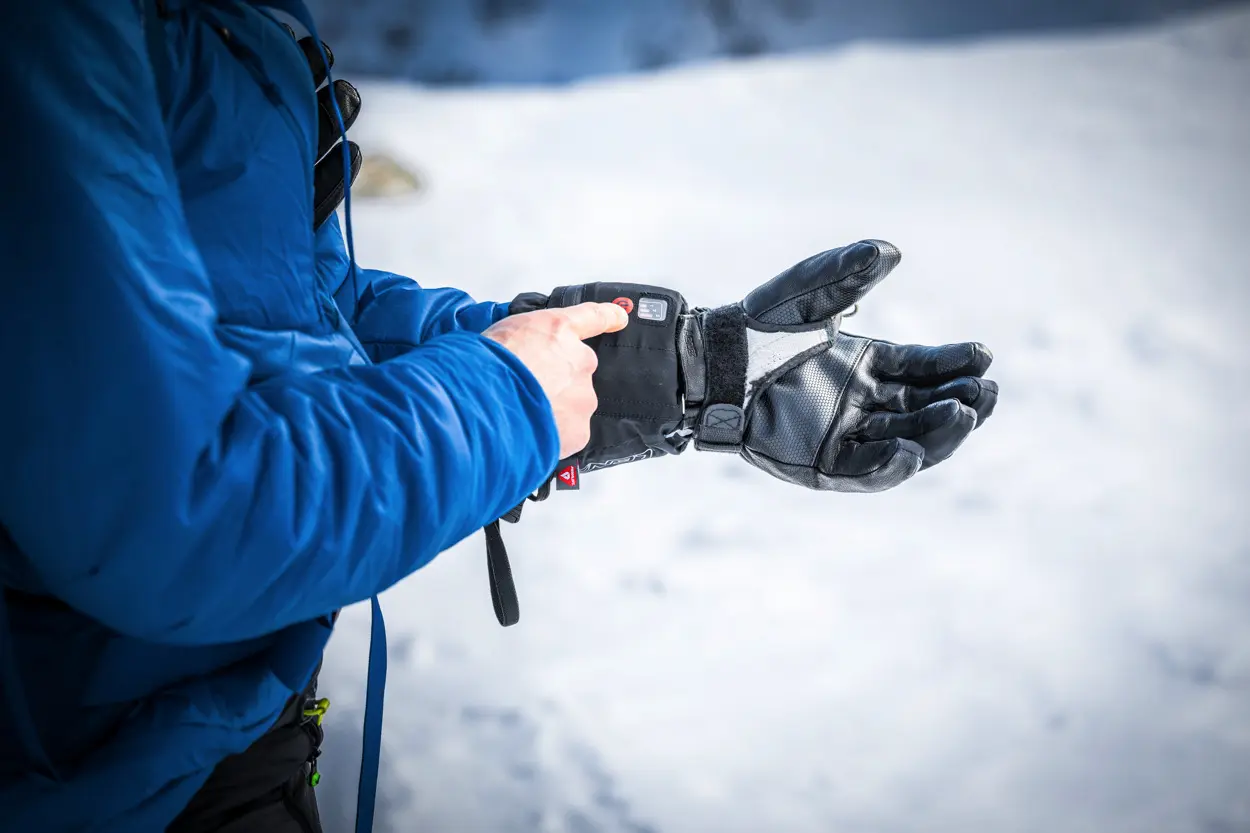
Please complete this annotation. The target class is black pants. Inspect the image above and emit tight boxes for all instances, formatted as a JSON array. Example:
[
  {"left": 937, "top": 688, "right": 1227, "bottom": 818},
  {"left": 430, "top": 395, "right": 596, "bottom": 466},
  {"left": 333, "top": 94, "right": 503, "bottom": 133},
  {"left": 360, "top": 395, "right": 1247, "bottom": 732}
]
[{"left": 167, "top": 671, "right": 325, "bottom": 833}]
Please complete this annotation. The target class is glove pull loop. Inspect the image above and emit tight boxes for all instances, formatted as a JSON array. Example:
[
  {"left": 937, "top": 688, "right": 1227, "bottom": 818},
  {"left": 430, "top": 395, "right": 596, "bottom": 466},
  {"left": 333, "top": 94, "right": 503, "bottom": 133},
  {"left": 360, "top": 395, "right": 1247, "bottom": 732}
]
[
  {"left": 484, "top": 521, "right": 520, "bottom": 627},
  {"left": 695, "top": 404, "right": 747, "bottom": 452}
]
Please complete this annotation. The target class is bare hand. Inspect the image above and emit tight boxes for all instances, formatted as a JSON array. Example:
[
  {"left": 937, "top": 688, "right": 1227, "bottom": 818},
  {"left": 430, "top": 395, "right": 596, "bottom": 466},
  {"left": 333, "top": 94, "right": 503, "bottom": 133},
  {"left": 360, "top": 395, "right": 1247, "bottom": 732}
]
[{"left": 484, "top": 302, "right": 629, "bottom": 459}]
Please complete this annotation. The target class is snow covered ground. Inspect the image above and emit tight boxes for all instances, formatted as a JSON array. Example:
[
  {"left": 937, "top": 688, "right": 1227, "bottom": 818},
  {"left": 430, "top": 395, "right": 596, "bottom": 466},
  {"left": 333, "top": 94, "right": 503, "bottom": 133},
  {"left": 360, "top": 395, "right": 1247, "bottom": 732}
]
[{"left": 316, "top": 7, "right": 1250, "bottom": 833}]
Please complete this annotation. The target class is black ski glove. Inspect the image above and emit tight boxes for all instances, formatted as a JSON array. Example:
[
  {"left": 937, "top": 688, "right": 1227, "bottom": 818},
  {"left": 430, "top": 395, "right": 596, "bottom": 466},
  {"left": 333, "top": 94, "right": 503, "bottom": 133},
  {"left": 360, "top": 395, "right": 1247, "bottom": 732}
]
[
  {"left": 281, "top": 30, "right": 362, "bottom": 229},
  {"left": 680, "top": 240, "right": 997, "bottom": 491},
  {"left": 485, "top": 240, "right": 997, "bottom": 625},
  {"left": 483, "top": 283, "right": 691, "bottom": 627},
  {"left": 509, "top": 284, "right": 692, "bottom": 473},
  {"left": 514, "top": 240, "right": 997, "bottom": 490}
]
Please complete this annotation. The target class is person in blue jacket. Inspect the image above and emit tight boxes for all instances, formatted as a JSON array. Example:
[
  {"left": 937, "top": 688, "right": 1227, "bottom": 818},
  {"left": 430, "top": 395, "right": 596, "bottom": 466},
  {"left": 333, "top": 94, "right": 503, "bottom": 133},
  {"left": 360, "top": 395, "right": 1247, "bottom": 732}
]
[
  {"left": 1, "top": 2, "right": 999, "bottom": 831},
  {"left": 0, "top": 1, "right": 631, "bottom": 831}
]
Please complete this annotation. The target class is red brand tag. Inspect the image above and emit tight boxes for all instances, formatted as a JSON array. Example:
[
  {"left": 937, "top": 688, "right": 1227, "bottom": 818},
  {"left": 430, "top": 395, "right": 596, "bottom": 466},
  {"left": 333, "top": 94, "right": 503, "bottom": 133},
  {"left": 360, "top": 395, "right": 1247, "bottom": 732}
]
[{"left": 555, "top": 463, "right": 580, "bottom": 491}]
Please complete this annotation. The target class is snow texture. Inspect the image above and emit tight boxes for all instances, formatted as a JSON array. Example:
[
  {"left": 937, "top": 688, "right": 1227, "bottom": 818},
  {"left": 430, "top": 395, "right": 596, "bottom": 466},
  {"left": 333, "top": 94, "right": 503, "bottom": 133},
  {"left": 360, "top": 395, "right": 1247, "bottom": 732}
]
[{"left": 317, "top": 7, "right": 1250, "bottom": 833}]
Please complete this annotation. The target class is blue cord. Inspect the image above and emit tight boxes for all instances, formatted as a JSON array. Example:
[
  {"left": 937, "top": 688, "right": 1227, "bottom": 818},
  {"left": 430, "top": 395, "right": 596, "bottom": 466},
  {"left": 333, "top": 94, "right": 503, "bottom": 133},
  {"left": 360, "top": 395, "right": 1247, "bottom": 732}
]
[
  {"left": 309, "top": 31, "right": 384, "bottom": 833},
  {"left": 357, "top": 596, "right": 388, "bottom": 833},
  {"left": 308, "top": 32, "right": 384, "bottom": 833}
]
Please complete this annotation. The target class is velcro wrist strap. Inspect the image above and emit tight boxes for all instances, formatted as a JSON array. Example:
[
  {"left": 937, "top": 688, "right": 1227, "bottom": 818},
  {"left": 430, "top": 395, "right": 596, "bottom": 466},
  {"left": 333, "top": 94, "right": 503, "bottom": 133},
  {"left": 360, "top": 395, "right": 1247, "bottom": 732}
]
[{"left": 693, "top": 304, "right": 748, "bottom": 452}]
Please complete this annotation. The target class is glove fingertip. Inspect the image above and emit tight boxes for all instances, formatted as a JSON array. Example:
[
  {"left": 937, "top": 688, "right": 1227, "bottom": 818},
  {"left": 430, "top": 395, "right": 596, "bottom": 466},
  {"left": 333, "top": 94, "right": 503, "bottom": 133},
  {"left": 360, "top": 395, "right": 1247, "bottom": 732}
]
[
  {"left": 974, "top": 379, "right": 999, "bottom": 427},
  {"left": 886, "top": 437, "right": 926, "bottom": 484},
  {"left": 933, "top": 399, "right": 978, "bottom": 435},
  {"left": 861, "top": 239, "right": 902, "bottom": 272},
  {"left": 297, "top": 37, "right": 335, "bottom": 87},
  {"left": 930, "top": 397, "right": 964, "bottom": 420},
  {"left": 843, "top": 239, "right": 900, "bottom": 288},
  {"left": 969, "top": 342, "right": 994, "bottom": 376},
  {"left": 895, "top": 435, "right": 925, "bottom": 461},
  {"left": 335, "top": 78, "right": 362, "bottom": 119},
  {"left": 348, "top": 140, "right": 363, "bottom": 184},
  {"left": 831, "top": 239, "right": 902, "bottom": 312},
  {"left": 825, "top": 436, "right": 924, "bottom": 490}
]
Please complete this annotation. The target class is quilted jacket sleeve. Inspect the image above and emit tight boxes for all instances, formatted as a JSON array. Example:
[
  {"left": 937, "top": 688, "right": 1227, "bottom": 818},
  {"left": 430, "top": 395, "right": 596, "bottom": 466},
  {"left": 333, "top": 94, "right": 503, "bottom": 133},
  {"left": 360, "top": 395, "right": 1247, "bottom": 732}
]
[
  {"left": 318, "top": 217, "right": 509, "bottom": 361},
  {"left": 0, "top": 0, "right": 558, "bottom": 645}
]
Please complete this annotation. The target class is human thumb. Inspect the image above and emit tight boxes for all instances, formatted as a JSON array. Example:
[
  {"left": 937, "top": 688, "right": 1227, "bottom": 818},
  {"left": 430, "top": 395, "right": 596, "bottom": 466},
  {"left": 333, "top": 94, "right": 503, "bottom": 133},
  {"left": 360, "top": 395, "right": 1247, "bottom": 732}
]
[{"left": 559, "top": 302, "right": 630, "bottom": 341}]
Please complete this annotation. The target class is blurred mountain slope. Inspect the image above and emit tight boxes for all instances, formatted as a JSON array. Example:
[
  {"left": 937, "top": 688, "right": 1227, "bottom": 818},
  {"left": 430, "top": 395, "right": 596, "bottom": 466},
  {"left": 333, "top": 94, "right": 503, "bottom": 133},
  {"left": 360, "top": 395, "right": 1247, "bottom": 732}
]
[{"left": 305, "top": 0, "right": 1246, "bottom": 84}]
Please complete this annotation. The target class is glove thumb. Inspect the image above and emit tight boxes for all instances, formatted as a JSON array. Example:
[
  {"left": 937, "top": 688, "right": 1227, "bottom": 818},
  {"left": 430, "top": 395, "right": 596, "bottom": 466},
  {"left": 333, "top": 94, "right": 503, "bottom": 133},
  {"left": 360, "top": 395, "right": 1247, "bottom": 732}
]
[{"left": 742, "top": 240, "right": 901, "bottom": 327}]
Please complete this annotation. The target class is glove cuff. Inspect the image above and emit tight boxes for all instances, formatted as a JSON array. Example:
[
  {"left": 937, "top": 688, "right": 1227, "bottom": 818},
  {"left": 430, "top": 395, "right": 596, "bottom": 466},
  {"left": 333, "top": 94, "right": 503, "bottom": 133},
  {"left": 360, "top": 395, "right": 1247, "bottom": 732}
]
[{"left": 512, "top": 283, "right": 691, "bottom": 471}]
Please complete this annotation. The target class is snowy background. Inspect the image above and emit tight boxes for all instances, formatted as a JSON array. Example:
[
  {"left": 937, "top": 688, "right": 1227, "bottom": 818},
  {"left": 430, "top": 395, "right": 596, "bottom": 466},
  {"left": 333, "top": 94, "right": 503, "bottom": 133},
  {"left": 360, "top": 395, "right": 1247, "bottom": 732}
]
[
  {"left": 303, "top": 0, "right": 1243, "bottom": 84},
  {"left": 315, "top": 4, "right": 1250, "bottom": 832}
]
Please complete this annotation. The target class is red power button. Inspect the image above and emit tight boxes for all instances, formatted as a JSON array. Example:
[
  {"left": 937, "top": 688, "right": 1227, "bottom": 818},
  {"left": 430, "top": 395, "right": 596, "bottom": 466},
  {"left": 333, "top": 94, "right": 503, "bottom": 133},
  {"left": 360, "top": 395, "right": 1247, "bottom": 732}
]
[{"left": 612, "top": 297, "right": 634, "bottom": 315}]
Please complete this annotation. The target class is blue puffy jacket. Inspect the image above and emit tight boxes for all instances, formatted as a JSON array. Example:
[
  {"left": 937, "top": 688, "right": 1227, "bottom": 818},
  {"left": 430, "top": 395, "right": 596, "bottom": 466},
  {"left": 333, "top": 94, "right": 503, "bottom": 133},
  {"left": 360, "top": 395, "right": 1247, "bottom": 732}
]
[{"left": 0, "top": 1, "right": 559, "bottom": 830}]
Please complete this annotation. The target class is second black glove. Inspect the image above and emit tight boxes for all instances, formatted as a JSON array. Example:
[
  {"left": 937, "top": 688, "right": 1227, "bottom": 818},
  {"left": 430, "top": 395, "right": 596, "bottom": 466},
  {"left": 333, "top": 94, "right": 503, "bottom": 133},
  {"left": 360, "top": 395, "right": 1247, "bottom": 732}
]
[{"left": 510, "top": 282, "right": 692, "bottom": 473}]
